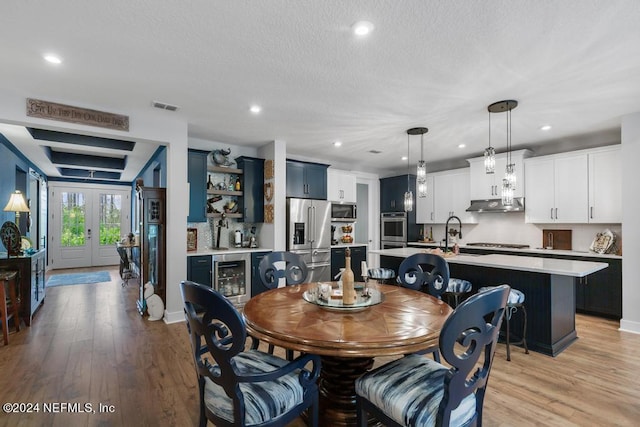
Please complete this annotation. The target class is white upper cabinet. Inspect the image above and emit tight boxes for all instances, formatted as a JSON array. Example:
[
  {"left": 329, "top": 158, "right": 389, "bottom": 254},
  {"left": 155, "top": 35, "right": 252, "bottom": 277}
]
[
  {"left": 416, "top": 175, "right": 435, "bottom": 224},
  {"left": 525, "top": 152, "right": 589, "bottom": 223},
  {"left": 467, "top": 149, "right": 531, "bottom": 200},
  {"left": 588, "top": 146, "right": 621, "bottom": 223},
  {"left": 327, "top": 169, "right": 357, "bottom": 203},
  {"left": 433, "top": 168, "right": 476, "bottom": 224}
]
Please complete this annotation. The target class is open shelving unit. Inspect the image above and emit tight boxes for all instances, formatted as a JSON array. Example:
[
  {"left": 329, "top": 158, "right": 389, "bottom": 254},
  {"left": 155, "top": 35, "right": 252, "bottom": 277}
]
[{"left": 207, "top": 165, "right": 243, "bottom": 219}]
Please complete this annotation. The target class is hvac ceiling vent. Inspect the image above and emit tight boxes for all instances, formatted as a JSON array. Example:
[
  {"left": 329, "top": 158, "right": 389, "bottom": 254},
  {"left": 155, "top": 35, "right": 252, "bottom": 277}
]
[
  {"left": 369, "top": 149, "right": 382, "bottom": 154},
  {"left": 151, "top": 101, "right": 179, "bottom": 111}
]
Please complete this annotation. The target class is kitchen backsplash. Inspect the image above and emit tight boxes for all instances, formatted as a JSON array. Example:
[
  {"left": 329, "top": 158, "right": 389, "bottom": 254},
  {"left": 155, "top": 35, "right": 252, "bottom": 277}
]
[
  {"left": 187, "top": 220, "right": 263, "bottom": 251},
  {"left": 421, "top": 213, "right": 622, "bottom": 253}
]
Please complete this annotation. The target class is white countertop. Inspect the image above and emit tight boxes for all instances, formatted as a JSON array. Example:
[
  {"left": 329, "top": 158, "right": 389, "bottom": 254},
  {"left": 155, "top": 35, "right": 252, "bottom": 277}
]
[
  {"left": 187, "top": 247, "right": 272, "bottom": 256},
  {"left": 408, "top": 242, "right": 622, "bottom": 260},
  {"left": 331, "top": 243, "right": 368, "bottom": 248},
  {"left": 372, "top": 247, "right": 608, "bottom": 277}
]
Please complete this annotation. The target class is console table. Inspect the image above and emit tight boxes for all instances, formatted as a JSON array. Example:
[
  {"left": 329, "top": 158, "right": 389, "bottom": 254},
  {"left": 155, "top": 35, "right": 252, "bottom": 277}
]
[{"left": 0, "top": 249, "right": 46, "bottom": 326}]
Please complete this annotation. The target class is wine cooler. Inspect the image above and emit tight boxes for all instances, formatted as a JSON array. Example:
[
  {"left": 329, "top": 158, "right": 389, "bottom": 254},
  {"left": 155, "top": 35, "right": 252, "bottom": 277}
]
[{"left": 213, "top": 252, "right": 250, "bottom": 307}]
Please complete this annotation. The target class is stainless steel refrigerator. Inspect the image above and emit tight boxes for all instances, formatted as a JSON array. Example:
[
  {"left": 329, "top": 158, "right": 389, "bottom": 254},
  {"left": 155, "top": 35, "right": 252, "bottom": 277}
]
[{"left": 286, "top": 198, "right": 331, "bottom": 282}]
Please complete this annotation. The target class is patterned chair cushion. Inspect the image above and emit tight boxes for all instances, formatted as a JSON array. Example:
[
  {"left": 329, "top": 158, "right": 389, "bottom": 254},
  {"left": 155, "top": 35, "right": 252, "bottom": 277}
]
[
  {"left": 368, "top": 268, "right": 396, "bottom": 280},
  {"left": 204, "top": 349, "right": 305, "bottom": 425},
  {"left": 479, "top": 286, "right": 525, "bottom": 304},
  {"left": 355, "top": 354, "right": 476, "bottom": 427},
  {"left": 446, "top": 278, "right": 472, "bottom": 293}
]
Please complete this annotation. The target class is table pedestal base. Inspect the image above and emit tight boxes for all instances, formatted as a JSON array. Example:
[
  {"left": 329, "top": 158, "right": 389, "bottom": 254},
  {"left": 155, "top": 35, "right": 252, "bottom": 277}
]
[{"left": 319, "top": 356, "right": 379, "bottom": 427}]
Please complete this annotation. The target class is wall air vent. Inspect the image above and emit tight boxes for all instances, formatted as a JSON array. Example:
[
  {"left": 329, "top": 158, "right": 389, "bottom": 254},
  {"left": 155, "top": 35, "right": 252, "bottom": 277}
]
[
  {"left": 151, "top": 101, "right": 179, "bottom": 111},
  {"left": 369, "top": 150, "right": 382, "bottom": 154}
]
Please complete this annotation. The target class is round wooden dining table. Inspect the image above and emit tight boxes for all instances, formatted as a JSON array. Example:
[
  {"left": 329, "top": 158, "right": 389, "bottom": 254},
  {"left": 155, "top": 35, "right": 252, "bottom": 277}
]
[{"left": 243, "top": 282, "right": 453, "bottom": 427}]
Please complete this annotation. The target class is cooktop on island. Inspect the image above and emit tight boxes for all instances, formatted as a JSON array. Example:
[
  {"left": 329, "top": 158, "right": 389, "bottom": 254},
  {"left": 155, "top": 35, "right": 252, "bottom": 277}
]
[{"left": 467, "top": 242, "right": 530, "bottom": 249}]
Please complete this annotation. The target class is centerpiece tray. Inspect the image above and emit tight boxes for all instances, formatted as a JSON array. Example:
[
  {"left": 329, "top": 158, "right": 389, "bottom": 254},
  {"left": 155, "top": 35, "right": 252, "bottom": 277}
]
[{"left": 303, "top": 283, "right": 384, "bottom": 312}]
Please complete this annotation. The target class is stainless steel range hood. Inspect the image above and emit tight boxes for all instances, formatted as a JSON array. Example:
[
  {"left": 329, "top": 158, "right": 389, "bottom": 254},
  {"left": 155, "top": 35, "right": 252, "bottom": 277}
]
[{"left": 466, "top": 197, "right": 525, "bottom": 213}]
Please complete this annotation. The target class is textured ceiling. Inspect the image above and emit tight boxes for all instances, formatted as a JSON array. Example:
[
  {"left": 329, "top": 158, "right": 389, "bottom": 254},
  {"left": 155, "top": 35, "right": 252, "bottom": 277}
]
[{"left": 1, "top": 1, "right": 639, "bottom": 179}]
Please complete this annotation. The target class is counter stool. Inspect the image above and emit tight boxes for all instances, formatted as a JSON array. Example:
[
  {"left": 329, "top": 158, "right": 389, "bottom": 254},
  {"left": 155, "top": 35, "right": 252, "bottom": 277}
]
[
  {"left": 479, "top": 286, "right": 529, "bottom": 361},
  {"left": 367, "top": 268, "right": 396, "bottom": 285},
  {"left": 0, "top": 270, "right": 20, "bottom": 346},
  {"left": 443, "top": 278, "right": 472, "bottom": 308}
]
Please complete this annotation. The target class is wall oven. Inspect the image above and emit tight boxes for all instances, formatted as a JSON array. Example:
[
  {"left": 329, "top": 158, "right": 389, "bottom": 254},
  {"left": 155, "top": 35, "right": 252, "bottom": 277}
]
[
  {"left": 213, "top": 252, "right": 250, "bottom": 307},
  {"left": 380, "top": 212, "right": 407, "bottom": 243}
]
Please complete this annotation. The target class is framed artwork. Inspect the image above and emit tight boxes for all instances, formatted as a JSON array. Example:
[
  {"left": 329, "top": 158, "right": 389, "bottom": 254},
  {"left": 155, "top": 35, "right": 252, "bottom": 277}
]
[{"left": 187, "top": 227, "right": 198, "bottom": 252}]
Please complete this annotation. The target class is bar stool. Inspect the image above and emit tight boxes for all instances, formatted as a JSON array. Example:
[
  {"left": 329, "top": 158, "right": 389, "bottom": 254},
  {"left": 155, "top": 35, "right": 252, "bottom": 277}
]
[
  {"left": 0, "top": 270, "right": 21, "bottom": 345},
  {"left": 479, "top": 286, "right": 529, "bottom": 361},
  {"left": 443, "top": 278, "right": 472, "bottom": 308},
  {"left": 367, "top": 268, "right": 396, "bottom": 285}
]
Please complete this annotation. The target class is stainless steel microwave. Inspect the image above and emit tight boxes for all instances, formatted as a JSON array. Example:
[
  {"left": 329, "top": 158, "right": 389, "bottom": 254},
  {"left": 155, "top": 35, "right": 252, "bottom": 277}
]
[{"left": 331, "top": 203, "right": 357, "bottom": 222}]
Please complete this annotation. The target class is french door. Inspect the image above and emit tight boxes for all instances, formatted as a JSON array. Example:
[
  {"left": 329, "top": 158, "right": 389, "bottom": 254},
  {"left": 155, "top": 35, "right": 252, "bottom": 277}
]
[{"left": 49, "top": 184, "right": 131, "bottom": 269}]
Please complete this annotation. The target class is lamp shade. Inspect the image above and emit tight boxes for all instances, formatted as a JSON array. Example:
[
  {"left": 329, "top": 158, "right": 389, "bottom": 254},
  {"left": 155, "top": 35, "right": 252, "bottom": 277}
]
[{"left": 4, "top": 190, "right": 30, "bottom": 213}]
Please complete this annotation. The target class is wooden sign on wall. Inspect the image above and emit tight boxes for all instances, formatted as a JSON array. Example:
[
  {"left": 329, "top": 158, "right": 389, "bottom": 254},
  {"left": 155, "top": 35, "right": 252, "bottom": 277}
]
[{"left": 26, "top": 98, "right": 129, "bottom": 131}]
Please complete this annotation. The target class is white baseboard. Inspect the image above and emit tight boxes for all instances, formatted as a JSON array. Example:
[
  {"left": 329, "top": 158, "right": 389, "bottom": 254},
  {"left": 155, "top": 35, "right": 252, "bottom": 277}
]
[
  {"left": 619, "top": 318, "right": 640, "bottom": 335},
  {"left": 163, "top": 310, "right": 185, "bottom": 324}
]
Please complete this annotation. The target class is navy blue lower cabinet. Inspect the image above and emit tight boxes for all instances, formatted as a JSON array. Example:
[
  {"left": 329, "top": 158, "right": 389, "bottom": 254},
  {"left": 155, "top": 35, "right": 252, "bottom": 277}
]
[
  {"left": 187, "top": 255, "right": 212, "bottom": 287},
  {"left": 251, "top": 251, "right": 272, "bottom": 297}
]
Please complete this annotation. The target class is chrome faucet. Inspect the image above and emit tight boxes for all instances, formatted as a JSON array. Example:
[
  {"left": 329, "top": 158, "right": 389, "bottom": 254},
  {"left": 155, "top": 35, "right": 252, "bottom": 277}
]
[{"left": 445, "top": 215, "right": 462, "bottom": 252}]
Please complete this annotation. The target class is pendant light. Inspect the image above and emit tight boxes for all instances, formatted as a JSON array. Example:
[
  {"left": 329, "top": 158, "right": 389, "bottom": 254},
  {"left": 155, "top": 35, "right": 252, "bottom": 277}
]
[
  {"left": 408, "top": 127, "right": 429, "bottom": 198},
  {"left": 484, "top": 110, "right": 495, "bottom": 173},
  {"left": 488, "top": 100, "right": 518, "bottom": 206},
  {"left": 403, "top": 131, "right": 413, "bottom": 212}
]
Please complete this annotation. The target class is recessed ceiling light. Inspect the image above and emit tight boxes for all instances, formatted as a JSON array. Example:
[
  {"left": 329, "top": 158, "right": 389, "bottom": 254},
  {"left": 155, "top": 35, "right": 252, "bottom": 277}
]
[
  {"left": 540, "top": 125, "right": 552, "bottom": 131},
  {"left": 44, "top": 54, "right": 62, "bottom": 64},
  {"left": 333, "top": 141, "right": 342, "bottom": 147},
  {"left": 352, "top": 21, "right": 374, "bottom": 37},
  {"left": 458, "top": 144, "right": 466, "bottom": 149},
  {"left": 249, "top": 105, "right": 261, "bottom": 114},
  {"left": 401, "top": 156, "right": 408, "bottom": 161}
]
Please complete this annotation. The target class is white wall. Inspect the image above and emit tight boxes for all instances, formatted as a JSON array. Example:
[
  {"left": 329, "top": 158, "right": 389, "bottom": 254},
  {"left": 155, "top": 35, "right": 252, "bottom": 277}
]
[{"left": 621, "top": 112, "right": 640, "bottom": 334}]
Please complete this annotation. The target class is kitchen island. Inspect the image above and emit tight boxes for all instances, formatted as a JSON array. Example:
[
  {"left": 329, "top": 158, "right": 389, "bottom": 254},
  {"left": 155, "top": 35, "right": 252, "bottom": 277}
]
[{"left": 371, "top": 247, "right": 608, "bottom": 356}]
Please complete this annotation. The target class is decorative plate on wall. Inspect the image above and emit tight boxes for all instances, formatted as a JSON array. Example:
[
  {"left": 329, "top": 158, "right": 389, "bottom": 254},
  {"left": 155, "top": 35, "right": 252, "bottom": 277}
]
[
  {"left": 0, "top": 221, "right": 21, "bottom": 255},
  {"left": 264, "top": 159, "right": 274, "bottom": 180}
]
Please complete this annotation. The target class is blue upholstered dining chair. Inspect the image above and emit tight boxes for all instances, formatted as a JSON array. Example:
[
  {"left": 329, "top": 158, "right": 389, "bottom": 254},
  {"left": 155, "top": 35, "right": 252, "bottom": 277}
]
[
  {"left": 355, "top": 284, "right": 510, "bottom": 427},
  {"left": 253, "top": 251, "right": 308, "bottom": 359},
  {"left": 397, "top": 253, "right": 450, "bottom": 362},
  {"left": 180, "top": 281, "right": 321, "bottom": 427}
]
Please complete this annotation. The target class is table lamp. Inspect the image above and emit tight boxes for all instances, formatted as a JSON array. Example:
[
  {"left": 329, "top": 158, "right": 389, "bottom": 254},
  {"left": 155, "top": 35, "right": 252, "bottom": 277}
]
[{"left": 3, "top": 190, "right": 30, "bottom": 229}]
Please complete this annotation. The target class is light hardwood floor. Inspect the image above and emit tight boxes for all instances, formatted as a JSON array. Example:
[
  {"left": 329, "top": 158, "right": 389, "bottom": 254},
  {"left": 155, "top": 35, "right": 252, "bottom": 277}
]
[{"left": 1, "top": 265, "right": 638, "bottom": 426}]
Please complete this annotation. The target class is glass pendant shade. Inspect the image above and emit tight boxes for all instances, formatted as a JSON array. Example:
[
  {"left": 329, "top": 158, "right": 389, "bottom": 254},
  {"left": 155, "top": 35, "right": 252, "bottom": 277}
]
[
  {"left": 417, "top": 160, "right": 427, "bottom": 198},
  {"left": 404, "top": 190, "right": 414, "bottom": 212},
  {"left": 501, "top": 178, "right": 513, "bottom": 206},
  {"left": 417, "top": 179, "right": 427, "bottom": 199},
  {"left": 484, "top": 146, "right": 496, "bottom": 174},
  {"left": 505, "top": 163, "right": 516, "bottom": 191}
]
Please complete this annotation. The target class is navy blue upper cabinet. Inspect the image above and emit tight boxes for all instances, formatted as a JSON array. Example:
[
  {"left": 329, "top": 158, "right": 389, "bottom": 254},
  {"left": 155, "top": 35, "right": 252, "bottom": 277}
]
[
  {"left": 286, "top": 159, "right": 328, "bottom": 199},
  {"left": 235, "top": 156, "right": 264, "bottom": 223},
  {"left": 380, "top": 175, "right": 415, "bottom": 212},
  {"left": 188, "top": 150, "right": 208, "bottom": 222}
]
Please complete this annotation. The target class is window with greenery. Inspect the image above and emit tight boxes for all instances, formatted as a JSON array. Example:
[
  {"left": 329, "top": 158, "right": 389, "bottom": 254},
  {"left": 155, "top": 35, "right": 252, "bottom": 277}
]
[
  {"left": 99, "top": 193, "right": 122, "bottom": 245},
  {"left": 61, "top": 192, "right": 86, "bottom": 247}
]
